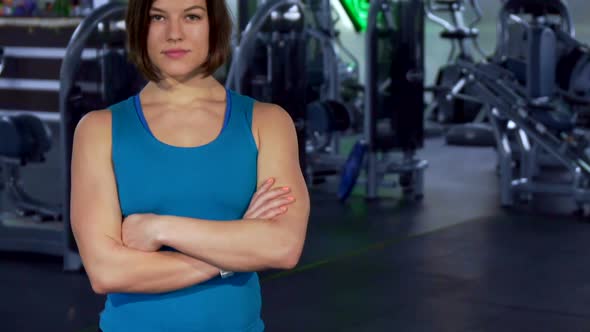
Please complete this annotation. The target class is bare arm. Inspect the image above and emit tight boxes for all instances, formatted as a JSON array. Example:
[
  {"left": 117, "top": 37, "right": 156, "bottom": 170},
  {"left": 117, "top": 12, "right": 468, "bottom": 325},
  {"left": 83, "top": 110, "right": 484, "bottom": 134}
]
[
  {"left": 70, "top": 110, "right": 220, "bottom": 295},
  {"left": 154, "top": 103, "right": 310, "bottom": 271}
]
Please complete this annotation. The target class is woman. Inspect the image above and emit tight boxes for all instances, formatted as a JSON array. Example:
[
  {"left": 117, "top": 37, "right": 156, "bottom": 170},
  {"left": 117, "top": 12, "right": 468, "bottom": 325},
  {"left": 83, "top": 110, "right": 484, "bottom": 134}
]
[{"left": 70, "top": 0, "right": 310, "bottom": 331}]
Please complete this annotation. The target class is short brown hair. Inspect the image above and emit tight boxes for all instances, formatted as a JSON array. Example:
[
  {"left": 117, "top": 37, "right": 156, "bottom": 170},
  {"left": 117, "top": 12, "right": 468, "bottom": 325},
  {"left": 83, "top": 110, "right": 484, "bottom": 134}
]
[{"left": 126, "top": 0, "right": 233, "bottom": 81}]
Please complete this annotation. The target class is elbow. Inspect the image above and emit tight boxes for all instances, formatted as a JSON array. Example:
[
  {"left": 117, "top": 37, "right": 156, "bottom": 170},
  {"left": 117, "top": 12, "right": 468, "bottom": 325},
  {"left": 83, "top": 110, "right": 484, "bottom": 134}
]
[
  {"left": 90, "top": 269, "right": 124, "bottom": 295},
  {"left": 88, "top": 271, "right": 111, "bottom": 295},
  {"left": 265, "top": 218, "right": 308, "bottom": 270},
  {"left": 91, "top": 278, "right": 108, "bottom": 295},
  {"left": 280, "top": 250, "right": 301, "bottom": 270},
  {"left": 80, "top": 257, "right": 110, "bottom": 294},
  {"left": 275, "top": 238, "right": 304, "bottom": 270},
  {"left": 84, "top": 243, "right": 126, "bottom": 294},
  {"left": 86, "top": 258, "right": 120, "bottom": 295}
]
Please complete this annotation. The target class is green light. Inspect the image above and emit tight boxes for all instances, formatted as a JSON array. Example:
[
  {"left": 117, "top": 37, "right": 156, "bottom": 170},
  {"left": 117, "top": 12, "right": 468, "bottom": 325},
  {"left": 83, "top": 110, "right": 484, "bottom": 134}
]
[{"left": 340, "top": 0, "right": 371, "bottom": 32}]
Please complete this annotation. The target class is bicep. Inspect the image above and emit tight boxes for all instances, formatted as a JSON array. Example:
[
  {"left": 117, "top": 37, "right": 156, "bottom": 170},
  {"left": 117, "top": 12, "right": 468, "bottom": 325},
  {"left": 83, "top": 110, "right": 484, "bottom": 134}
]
[
  {"left": 255, "top": 104, "right": 310, "bottom": 239},
  {"left": 70, "top": 110, "right": 123, "bottom": 282}
]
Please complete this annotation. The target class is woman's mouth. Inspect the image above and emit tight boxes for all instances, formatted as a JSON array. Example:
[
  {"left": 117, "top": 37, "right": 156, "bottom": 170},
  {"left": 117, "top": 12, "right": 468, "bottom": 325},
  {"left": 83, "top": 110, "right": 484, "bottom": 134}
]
[{"left": 163, "top": 49, "right": 190, "bottom": 59}]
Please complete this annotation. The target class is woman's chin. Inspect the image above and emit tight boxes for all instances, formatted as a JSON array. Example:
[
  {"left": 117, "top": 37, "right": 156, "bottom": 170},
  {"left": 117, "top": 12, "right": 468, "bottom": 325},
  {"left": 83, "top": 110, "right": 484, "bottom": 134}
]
[{"left": 159, "top": 69, "right": 203, "bottom": 82}]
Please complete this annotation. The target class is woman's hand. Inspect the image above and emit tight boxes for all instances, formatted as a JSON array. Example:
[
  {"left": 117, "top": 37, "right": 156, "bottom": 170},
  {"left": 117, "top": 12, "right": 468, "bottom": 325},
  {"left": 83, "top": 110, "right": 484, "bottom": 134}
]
[
  {"left": 244, "top": 178, "right": 296, "bottom": 220},
  {"left": 122, "top": 213, "right": 163, "bottom": 252}
]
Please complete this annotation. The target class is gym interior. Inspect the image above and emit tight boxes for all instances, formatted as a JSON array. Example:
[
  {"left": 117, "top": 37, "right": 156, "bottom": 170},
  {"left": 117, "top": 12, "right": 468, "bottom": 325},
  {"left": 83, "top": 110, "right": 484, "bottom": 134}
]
[{"left": 2, "top": 0, "right": 590, "bottom": 331}]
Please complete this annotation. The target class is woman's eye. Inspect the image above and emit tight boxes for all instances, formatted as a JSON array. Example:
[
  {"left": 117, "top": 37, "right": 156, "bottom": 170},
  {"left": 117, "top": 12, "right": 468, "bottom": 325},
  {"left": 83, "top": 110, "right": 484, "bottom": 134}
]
[
  {"left": 150, "top": 15, "right": 165, "bottom": 21},
  {"left": 186, "top": 14, "right": 201, "bottom": 21}
]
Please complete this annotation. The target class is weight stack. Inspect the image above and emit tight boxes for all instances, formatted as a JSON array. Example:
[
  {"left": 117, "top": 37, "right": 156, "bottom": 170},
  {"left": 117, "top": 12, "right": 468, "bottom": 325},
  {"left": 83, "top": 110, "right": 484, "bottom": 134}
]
[
  {"left": 238, "top": 3, "right": 308, "bottom": 176},
  {"left": 380, "top": 0, "right": 425, "bottom": 151}
]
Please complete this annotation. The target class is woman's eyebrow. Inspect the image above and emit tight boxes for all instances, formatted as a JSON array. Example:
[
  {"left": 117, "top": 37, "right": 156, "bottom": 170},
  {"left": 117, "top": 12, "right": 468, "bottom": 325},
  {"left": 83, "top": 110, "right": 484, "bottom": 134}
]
[
  {"left": 183, "top": 5, "right": 207, "bottom": 12},
  {"left": 150, "top": 5, "right": 207, "bottom": 13}
]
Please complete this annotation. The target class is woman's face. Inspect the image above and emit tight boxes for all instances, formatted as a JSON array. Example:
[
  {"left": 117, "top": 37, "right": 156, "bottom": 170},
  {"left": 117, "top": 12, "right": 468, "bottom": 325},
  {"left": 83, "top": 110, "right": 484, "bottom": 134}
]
[{"left": 146, "top": 0, "right": 209, "bottom": 80}]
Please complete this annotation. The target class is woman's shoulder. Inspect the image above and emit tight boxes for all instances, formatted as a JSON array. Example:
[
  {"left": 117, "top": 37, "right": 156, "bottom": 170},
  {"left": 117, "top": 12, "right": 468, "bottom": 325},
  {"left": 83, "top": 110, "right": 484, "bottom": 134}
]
[
  {"left": 252, "top": 101, "right": 287, "bottom": 117},
  {"left": 74, "top": 109, "right": 113, "bottom": 148},
  {"left": 252, "top": 101, "right": 295, "bottom": 134}
]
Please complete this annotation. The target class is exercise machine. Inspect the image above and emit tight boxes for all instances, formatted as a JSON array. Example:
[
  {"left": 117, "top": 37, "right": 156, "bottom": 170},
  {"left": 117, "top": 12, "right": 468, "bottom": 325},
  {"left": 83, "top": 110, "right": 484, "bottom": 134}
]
[
  {"left": 226, "top": 0, "right": 308, "bottom": 179},
  {"left": 457, "top": 0, "right": 590, "bottom": 212},
  {"left": 0, "top": 115, "right": 60, "bottom": 221},
  {"left": 339, "top": 0, "right": 428, "bottom": 202},
  {"left": 227, "top": 0, "right": 359, "bottom": 186},
  {"left": 424, "top": 0, "right": 495, "bottom": 147},
  {"left": 0, "top": 42, "right": 65, "bottom": 258},
  {"left": 303, "top": 0, "right": 362, "bottom": 186},
  {"left": 0, "top": 2, "right": 142, "bottom": 271},
  {"left": 0, "top": 107, "right": 62, "bottom": 257}
]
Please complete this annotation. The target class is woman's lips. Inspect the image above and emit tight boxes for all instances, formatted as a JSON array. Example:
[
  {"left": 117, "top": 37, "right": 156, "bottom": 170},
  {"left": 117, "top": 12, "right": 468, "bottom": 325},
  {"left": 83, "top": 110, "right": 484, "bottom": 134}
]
[{"left": 163, "top": 50, "right": 190, "bottom": 59}]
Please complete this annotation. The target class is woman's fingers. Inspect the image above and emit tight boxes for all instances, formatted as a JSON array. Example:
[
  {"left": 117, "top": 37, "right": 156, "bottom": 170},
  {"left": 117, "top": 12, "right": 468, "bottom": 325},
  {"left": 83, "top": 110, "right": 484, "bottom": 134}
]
[
  {"left": 248, "top": 186, "right": 291, "bottom": 212},
  {"left": 258, "top": 206, "right": 289, "bottom": 220},
  {"left": 246, "top": 196, "right": 296, "bottom": 219},
  {"left": 250, "top": 178, "right": 275, "bottom": 202}
]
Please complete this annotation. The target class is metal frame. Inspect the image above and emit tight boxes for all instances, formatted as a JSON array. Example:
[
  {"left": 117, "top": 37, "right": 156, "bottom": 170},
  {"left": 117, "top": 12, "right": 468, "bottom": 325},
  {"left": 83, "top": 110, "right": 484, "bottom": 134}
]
[
  {"left": 1, "top": 159, "right": 61, "bottom": 221},
  {"left": 363, "top": 0, "right": 427, "bottom": 200},
  {"left": 423, "top": 0, "right": 488, "bottom": 125},
  {"left": 457, "top": 58, "right": 590, "bottom": 208},
  {"left": 455, "top": 0, "right": 590, "bottom": 209},
  {"left": 226, "top": 0, "right": 305, "bottom": 94},
  {"left": 228, "top": 0, "right": 361, "bottom": 187},
  {"left": 496, "top": 0, "right": 575, "bottom": 59},
  {"left": 229, "top": 0, "right": 359, "bottom": 105},
  {"left": 425, "top": 0, "right": 485, "bottom": 60},
  {"left": 59, "top": 2, "right": 128, "bottom": 271}
]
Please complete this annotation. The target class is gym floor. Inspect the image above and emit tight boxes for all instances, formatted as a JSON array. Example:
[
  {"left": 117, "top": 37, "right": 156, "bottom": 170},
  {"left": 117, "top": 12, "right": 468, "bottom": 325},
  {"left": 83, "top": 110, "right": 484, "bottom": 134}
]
[{"left": 3, "top": 136, "right": 590, "bottom": 332}]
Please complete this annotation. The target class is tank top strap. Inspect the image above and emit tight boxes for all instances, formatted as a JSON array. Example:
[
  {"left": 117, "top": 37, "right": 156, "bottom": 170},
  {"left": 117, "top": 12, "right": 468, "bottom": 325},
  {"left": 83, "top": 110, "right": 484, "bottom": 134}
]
[
  {"left": 229, "top": 90, "right": 255, "bottom": 127},
  {"left": 108, "top": 96, "right": 147, "bottom": 152},
  {"left": 225, "top": 89, "right": 257, "bottom": 150}
]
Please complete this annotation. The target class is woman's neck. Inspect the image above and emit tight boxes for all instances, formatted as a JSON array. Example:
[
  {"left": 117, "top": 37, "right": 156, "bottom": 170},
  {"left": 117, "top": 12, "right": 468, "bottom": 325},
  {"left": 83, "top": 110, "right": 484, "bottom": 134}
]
[{"left": 141, "top": 75, "right": 226, "bottom": 106}]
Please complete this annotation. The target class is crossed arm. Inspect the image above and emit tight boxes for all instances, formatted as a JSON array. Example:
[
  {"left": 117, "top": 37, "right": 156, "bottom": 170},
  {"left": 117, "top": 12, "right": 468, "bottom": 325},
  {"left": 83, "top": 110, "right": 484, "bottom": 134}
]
[{"left": 71, "top": 103, "right": 309, "bottom": 295}]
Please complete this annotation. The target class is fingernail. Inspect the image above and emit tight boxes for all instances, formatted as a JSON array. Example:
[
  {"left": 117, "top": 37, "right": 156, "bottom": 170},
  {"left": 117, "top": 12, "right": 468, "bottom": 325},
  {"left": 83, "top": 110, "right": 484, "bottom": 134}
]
[
  {"left": 267, "top": 178, "right": 274, "bottom": 183},
  {"left": 287, "top": 196, "right": 295, "bottom": 201},
  {"left": 283, "top": 187, "right": 290, "bottom": 191}
]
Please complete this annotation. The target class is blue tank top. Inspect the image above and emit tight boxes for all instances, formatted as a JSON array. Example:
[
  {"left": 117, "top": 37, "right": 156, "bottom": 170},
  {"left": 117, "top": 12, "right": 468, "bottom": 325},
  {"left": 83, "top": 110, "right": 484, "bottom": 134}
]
[{"left": 99, "top": 89, "right": 264, "bottom": 332}]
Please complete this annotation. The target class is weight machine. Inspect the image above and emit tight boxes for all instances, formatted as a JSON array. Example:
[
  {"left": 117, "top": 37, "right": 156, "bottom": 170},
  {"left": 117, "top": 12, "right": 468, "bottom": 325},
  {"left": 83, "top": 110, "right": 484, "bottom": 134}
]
[
  {"left": 339, "top": 0, "right": 428, "bottom": 202},
  {"left": 457, "top": 0, "right": 590, "bottom": 212}
]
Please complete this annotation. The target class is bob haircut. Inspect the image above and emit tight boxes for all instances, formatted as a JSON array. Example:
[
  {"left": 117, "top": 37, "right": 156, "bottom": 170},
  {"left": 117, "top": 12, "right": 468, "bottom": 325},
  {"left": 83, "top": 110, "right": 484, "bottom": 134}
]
[{"left": 126, "top": 0, "right": 233, "bottom": 81}]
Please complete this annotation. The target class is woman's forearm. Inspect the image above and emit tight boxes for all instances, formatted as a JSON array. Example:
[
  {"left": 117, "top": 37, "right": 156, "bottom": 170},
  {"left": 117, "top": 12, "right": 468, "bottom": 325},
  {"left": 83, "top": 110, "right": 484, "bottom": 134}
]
[
  {"left": 156, "top": 216, "right": 297, "bottom": 272},
  {"left": 93, "top": 242, "right": 219, "bottom": 295}
]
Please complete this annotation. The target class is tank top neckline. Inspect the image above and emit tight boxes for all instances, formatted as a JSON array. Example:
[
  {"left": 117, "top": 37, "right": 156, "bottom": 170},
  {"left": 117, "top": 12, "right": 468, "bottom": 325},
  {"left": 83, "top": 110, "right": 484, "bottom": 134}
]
[{"left": 132, "top": 89, "right": 232, "bottom": 151}]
